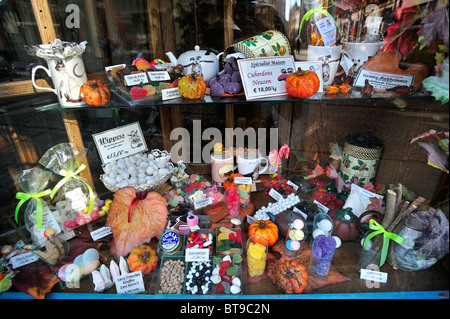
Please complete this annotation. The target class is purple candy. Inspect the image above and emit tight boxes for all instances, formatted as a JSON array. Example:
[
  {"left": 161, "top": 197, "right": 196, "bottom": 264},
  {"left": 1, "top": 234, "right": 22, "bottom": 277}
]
[{"left": 312, "top": 245, "right": 323, "bottom": 258}]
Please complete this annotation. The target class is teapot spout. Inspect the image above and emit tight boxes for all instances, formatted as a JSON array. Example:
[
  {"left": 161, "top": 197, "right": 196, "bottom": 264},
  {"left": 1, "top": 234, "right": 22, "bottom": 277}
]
[{"left": 165, "top": 51, "right": 178, "bottom": 65}]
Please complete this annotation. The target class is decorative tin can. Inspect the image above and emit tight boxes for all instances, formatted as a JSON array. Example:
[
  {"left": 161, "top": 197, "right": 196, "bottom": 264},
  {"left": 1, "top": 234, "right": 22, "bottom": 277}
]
[
  {"left": 224, "top": 30, "right": 291, "bottom": 61},
  {"left": 339, "top": 133, "right": 383, "bottom": 186}
]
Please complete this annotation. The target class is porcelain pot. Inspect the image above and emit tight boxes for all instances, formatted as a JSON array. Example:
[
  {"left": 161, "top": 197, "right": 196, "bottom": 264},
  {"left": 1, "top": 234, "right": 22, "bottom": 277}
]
[{"left": 166, "top": 45, "right": 222, "bottom": 81}]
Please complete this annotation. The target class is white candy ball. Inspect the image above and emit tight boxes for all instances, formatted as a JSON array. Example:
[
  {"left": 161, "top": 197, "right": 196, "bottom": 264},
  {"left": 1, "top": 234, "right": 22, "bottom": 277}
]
[
  {"left": 332, "top": 236, "right": 342, "bottom": 248},
  {"left": 120, "top": 171, "right": 130, "bottom": 180},
  {"left": 146, "top": 166, "right": 154, "bottom": 175},
  {"left": 312, "top": 228, "right": 325, "bottom": 238},
  {"left": 103, "top": 164, "right": 112, "bottom": 174},
  {"left": 318, "top": 219, "right": 333, "bottom": 232},
  {"left": 109, "top": 170, "right": 118, "bottom": 179}
]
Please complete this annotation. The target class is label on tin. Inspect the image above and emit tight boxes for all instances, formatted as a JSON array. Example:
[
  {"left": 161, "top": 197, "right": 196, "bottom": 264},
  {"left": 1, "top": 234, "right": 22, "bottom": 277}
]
[{"left": 160, "top": 229, "right": 180, "bottom": 252}]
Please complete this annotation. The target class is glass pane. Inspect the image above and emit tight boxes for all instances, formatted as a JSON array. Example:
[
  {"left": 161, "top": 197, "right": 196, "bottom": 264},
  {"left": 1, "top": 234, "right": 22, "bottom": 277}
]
[{"left": 0, "top": 0, "right": 42, "bottom": 82}]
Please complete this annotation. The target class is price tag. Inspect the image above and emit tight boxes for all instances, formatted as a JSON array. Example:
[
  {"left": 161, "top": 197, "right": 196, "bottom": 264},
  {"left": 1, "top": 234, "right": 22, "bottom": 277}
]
[
  {"left": 162, "top": 87, "right": 182, "bottom": 100},
  {"left": 234, "top": 176, "right": 252, "bottom": 185},
  {"left": 313, "top": 200, "right": 329, "bottom": 213},
  {"left": 268, "top": 188, "right": 283, "bottom": 201},
  {"left": 10, "top": 252, "right": 39, "bottom": 269},
  {"left": 147, "top": 71, "right": 170, "bottom": 81},
  {"left": 92, "top": 122, "right": 148, "bottom": 165},
  {"left": 354, "top": 69, "right": 415, "bottom": 90},
  {"left": 238, "top": 56, "right": 296, "bottom": 100},
  {"left": 193, "top": 197, "right": 213, "bottom": 210},
  {"left": 287, "top": 180, "right": 299, "bottom": 191},
  {"left": 316, "top": 16, "right": 337, "bottom": 47},
  {"left": 124, "top": 73, "right": 148, "bottom": 86},
  {"left": 293, "top": 206, "right": 308, "bottom": 220},
  {"left": 360, "top": 268, "right": 388, "bottom": 283},
  {"left": 185, "top": 248, "right": 210, "bottom": 262},
  {"left": 90, "top": 226, "right": 112, "bottom": 241},
  {"left": 115, "top": 271, "right": 146, "bottom": 294}
]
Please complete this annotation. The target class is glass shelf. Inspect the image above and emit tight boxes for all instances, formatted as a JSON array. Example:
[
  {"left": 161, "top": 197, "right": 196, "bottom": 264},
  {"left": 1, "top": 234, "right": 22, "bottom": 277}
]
[{"left": 34, "top": 88, "right": 436, "bottom": 112}]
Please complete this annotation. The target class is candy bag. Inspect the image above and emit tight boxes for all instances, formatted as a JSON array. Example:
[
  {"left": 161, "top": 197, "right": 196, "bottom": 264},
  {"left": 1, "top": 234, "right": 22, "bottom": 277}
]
[
  {"left": 39, "top": 143, "right": 96, "bottom": 229},
  {"left": 13, "top": 167, "right": 62, "bottom": 246}
]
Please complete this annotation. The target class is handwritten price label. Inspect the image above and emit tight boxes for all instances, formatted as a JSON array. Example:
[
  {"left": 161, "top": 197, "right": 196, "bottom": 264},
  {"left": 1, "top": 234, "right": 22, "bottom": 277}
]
[
  {"left": 238, "top": 56, "right": 296, "bottom": 100},
  {"left": 92, "top": 122, "right": 148, "bottom": 165}
]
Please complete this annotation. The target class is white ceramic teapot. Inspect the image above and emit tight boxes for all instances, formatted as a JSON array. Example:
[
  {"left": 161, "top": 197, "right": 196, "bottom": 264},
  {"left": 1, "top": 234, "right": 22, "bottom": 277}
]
[{"left": 166, "top": 45, "right": 222, "bottom": 81}]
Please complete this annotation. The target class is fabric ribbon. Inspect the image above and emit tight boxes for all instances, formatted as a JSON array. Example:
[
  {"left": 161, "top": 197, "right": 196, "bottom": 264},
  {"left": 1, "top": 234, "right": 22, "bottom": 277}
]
[
  {"left": 128, "top": 192, "right": 148, "bottom": 223},
  {"left": 15, "top": 189, "right": 52, "bottom": 230},
  {"left": 363, "top": 219, "right": 405, "bottom": 267},
  {"left": 50, "top": 164, "right": 95, "bottom": 213},
  {"left": 299, "top": 0, "right": 341, "bottom": 40}
]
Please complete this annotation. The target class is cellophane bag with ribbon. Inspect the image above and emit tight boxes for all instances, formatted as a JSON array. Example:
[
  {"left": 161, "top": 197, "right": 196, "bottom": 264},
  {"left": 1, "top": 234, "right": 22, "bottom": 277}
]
[
  {"left": 13, "top": 167, "right": 62, "bottom": 246},
  {"left": 39, "top": 142, "right": 96, "bottom": 231}
]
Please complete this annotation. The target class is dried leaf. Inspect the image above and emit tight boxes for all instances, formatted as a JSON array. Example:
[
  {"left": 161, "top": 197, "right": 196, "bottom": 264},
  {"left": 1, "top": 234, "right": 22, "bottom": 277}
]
[
  {"left": 417, "top": 5, "right": 449, "bottom": 48},
  {"left": 417, "top": 141, "right": 449, "bottom": 173},
  {"left": 106, "top": 187, "right": 169, "bottom": 257},
  {"left": 410, "top": 129, "right": 438, "bottom": 144},
  {"left": 422, "top": 57, "right": 449, "bottom": 104}
]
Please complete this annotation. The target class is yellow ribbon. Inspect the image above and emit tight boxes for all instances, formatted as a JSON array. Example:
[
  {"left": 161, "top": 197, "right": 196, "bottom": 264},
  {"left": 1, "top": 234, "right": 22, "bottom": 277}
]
[
  {"left": 50, "top": 164, "right": 95, "bottom": 214},
  {"left": 363, "top": 220, "right": 405, "bottom": 267},
  {"left": 15, "top": 189, "right": 51, "bottom": 230},
  {"left": 299, "top": 0, "right": 341, "bottom": 40}
]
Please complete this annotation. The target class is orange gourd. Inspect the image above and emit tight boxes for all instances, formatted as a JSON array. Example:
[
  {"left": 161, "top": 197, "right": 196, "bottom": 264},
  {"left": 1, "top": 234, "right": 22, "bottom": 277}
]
[
  {"left": 178, "top": 74, "right": 206, "bottom": 99},
  {"left": 248, "top": 220, "right": 279, "bottom": 247},
  {"left": 126, "top": 244, "right": 158, "bottom": 275},
  {"left": 224, "top": 173, "right": 243, "bottom": 190},
  {"left": 285, "top": 68, "right": 320, "bottom": 99},
  {"left": 80, "top": 80, "right": 111, "bottom": 106}
]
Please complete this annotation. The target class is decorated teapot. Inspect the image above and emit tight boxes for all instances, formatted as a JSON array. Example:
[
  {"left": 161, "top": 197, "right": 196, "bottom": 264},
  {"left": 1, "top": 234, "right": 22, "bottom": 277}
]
[{"left": 165, "top": 45, "right": 222, "bottom": 81}]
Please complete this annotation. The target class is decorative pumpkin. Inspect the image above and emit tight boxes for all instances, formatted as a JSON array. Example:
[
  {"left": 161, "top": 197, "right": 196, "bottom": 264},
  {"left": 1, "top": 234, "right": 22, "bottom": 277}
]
[
  {"left": 79, "top": 80, "right": 111, "bottom": 106},
  {"left": 178, "top": 73, "right": 206, "bottom": 99},
  {"left": 329, "top": 207, "right": 359, "bottom": 242},
  {"left": 285, "top": 68, "right": 320, "bottom": 99},
  {"left": 274, "top": 259, "right": 308, "bottom": 294},
  {"left": 224, "top": 173, "right": 243, "bottom": 190},
  {"left": 126, "top": 244, "right": 158, "bottom": 275},
  {"left": 248, "top": 220, "right": 278, "bottom": 246}
]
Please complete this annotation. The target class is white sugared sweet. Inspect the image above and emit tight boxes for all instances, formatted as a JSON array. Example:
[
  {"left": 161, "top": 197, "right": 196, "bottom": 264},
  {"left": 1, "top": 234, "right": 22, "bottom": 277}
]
[
  {"left": 292, "top": 218, "right": 304, "bottom": 230},
  {"left": 332, "top": 236, "right": 342, "bottom": 248},
  {"left": 318, "top": 219, "right": 333, "bottom": 232},
  {"left": 313, "top": 228, "right": 325, "bottom": 238}
]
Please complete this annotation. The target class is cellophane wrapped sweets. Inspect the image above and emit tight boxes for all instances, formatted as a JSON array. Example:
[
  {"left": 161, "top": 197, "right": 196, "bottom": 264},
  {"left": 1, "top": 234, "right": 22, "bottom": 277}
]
[
  {"left": 13, "top": 167, "right": 61, "bottom": 246},
  {"left": 39, "top": 142, "right": 96, "bottom": 231}
]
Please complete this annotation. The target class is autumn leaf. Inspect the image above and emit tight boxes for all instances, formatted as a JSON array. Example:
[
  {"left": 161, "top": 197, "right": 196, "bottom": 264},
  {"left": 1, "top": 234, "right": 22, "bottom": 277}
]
[
  {"left": 417, "top": 4, "right": 449, "bottom": 48},
  {"left": 417, "top": 141, "right": 449, "bottom": 173}
]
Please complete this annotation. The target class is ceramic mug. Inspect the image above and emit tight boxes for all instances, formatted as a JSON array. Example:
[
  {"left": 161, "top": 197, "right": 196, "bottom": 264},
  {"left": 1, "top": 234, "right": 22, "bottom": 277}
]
[
  {"left": 342, "top": 41, "right": 383, "bottom": 66},
  {"left": 306, "top": 45, "right": 342, "bottom": 86},
  {"left": 211, "top": 154, "right": 234, "bottom": 186},
  {"left": 236, "top": 154, "right": 269, "bottom": 180},
  {"left": 31, "top": 56, "right": 87, "bottom": 107}
]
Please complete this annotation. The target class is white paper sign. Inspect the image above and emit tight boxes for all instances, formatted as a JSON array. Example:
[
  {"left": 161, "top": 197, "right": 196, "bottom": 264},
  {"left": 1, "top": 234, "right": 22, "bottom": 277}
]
[
  {"left": 287, "top": 180, "right": 299, "bottom": 191},
  {"left": 234, "top": 176, "right": 253, "bottom": 185},
  {"left": 10, "top": 252, "right": 39, "bottom": 269},
  {"left": 147, "top": 71, "right": 170, "bottom": 81},
  {"left": 124, "top": 73, "right": 149, "bottom": 86},
  {"left": 92, "top": 122, "right": 148, "bottom": 165},
  {"left": 360, "top": 268, "right": 388, "bottom": 283},
  {"left": 238, "top": 56, "right": 296, "bottom": 100},
  {"left": 313, "top": 200, "right": 329, "bottom": 213},
  {"left": 115, "top": 271, "right": 146, "bottom": 294},
  {"left": 185, "top": 248, "right": 210, "bottom": 262},
  {"left": 162, "top": 87, "right": 182, "bottom": 100},
  {"left": 90, "top": 226, "right": 112, "bottom": 241},
  {"left": 354, "top": 69, "right": 415, "bottom": 90},
  {"left": 295, "top": 61, "right": 324, "bottom": 92},
  {"left": 268, "top": 188, "right": 283, "bottom": 201},
  {"left": 316, "top": 16, "right": 337, "bottom": 47},
  {"left": 193, "top": 197, "right": 213, "bottom": 210}
]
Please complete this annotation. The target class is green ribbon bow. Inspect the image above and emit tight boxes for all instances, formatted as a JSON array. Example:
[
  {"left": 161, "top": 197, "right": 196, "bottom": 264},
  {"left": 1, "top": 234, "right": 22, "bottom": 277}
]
[
  {"left": 299, "top": 0, "right": 341, "bottom": 41},
  {"left": 15, "top": 189, "right": 52, "bottom": 230},
  {"left": 50, "top": 163, "right": 95, "bottom": 214},
  {"left": 363, "top": 219, "right": 405, "bottom": 267}
]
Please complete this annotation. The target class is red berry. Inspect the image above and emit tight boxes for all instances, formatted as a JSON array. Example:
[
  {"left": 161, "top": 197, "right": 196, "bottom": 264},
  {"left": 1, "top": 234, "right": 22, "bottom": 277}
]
[{"left": 130, "top": 86, "right": 148, "bottom": 99}]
